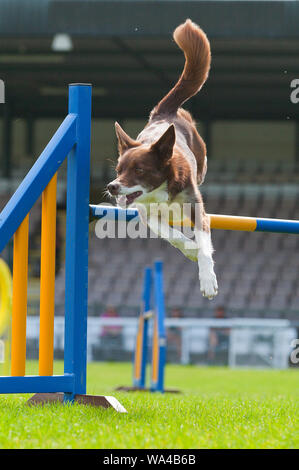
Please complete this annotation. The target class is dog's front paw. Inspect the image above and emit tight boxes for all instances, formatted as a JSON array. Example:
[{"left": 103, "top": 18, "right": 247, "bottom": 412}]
[{"left": 200, "top": 274, "right": 218, "bottom": 299}]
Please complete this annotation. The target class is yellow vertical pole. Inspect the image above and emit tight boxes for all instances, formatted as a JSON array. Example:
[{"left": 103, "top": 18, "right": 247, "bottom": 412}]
[
  {"left": 39, "top": 174, "right": 57, "bottom": 376},
  {"left": 134, "top": 316, "right": 144, "bottom": 381},
  {"left": 11, "top": 214, "right": 29, "bottom": 376}
]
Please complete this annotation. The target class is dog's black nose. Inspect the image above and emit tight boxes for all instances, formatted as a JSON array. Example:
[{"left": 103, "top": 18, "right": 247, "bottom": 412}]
[{"left": 107, "top": 182, "right": 120, "bottom": 195}]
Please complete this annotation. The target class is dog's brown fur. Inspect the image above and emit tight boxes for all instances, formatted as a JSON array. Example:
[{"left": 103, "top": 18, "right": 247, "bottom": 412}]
[
  {"left": 111, "top": 19, "right": 211, "bottom": 228},
  {"left": 109, "top": 20, "right": 218, "bottom": 298}
]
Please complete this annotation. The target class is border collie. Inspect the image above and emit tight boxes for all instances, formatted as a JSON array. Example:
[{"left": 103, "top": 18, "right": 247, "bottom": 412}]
[{"left": 107, "top": 19, "right": 218, "bottom": 299}]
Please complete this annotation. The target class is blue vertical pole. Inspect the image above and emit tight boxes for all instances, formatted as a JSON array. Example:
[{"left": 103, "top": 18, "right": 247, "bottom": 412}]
[
  {"left": 151, "top": 260, "right": 166, "bottom": 393},
  {"left": 133, "top": 266, "right": 152, "bottom": 388},
  {"left": 64, "top": 84, "right": 92, "bottom": 401}
]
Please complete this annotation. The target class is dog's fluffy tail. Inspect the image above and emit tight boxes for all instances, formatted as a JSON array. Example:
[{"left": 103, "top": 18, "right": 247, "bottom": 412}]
[{"left": 155, "top": 19, "right": 211, "bottom": 115}]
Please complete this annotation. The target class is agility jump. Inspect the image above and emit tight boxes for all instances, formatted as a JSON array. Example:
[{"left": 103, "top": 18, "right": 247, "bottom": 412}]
[
  {"left": 117, "top": 260, "right": 167, "bottom": 393},
  {"left": 0, "top": 83, "right": 299, "bottom": 408},
  {"left": 116, "top": 260, "right": 181, "bottom": 394},
  {"left": 0, "top": 84, "right": 126, "bottom": 411},
  {"left": 134, "top": 261, "right": 166, "bottom": 392}
]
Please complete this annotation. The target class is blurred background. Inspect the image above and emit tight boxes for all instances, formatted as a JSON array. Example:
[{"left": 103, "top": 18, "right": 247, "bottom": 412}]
[{"left": 0, "top": 0, "right": 298, "bottom": 369}]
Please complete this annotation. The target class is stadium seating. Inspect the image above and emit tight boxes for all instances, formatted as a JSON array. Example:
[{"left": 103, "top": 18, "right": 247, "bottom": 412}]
[
  {"left": 2, "top": 162, "right": 299, "bottom": 321},
  {"left": 53, "top": 183, "right": 299, "bottom": 320}
]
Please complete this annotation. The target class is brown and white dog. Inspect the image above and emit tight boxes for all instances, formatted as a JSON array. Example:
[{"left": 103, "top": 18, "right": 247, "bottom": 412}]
[{"left": 107, "top": 19, "right": 218, "bottom": 299}]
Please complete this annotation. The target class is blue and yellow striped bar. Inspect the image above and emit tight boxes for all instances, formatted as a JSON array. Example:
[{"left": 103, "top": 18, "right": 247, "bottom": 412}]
[
  {"left": 209, "top": 214, "right": 299, "bottom": 234},
  {"left": 90, "top": 205, "right": 299, "bottom": 234}
]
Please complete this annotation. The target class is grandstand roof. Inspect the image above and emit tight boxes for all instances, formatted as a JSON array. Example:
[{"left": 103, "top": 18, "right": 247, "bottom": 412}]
[{"left": 0, "top": 0, "right": 298, "bottom": 119}]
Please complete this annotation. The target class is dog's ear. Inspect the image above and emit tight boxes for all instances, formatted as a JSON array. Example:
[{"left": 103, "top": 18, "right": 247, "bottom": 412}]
[
  {"left": 115, "top": 122, "right": 138, "bottom": 154},
  {"left": 151, "top": 124, "right": 175, "bottom": 161}
]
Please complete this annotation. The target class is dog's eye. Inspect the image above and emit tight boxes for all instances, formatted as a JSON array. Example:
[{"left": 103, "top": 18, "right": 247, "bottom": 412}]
[{"left": 135, "top": 167, "right": 144, "bottom": 174}]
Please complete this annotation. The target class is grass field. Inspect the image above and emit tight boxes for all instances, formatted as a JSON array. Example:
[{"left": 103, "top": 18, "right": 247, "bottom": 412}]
[{"left": 0, "top": 361, "right": 298, "bottom": 449}]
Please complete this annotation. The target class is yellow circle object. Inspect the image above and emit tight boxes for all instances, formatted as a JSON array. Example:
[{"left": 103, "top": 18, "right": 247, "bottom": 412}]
[{"left": 0, "top": 259, "right": 12, "bottom": 337}]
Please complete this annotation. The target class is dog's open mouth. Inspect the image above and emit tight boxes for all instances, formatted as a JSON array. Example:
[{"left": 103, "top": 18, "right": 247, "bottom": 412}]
[{"left": 126, "top": 191, "right": 143, "bottom": 205}]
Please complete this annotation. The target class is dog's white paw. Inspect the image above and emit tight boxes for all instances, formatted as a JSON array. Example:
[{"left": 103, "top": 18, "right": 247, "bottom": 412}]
[{"left": 200, "top": 274, "right": 218, "bottom": 299}]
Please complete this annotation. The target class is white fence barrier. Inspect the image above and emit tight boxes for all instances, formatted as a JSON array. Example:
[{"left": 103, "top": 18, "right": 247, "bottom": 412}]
[{"left": 25, "top": 317, "right": 297, "bottom": 369}]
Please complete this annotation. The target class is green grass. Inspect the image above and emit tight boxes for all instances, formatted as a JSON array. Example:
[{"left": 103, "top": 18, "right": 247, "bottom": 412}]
[{"left": 0, "top": 361, "right": 298, "bottom": 449}]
